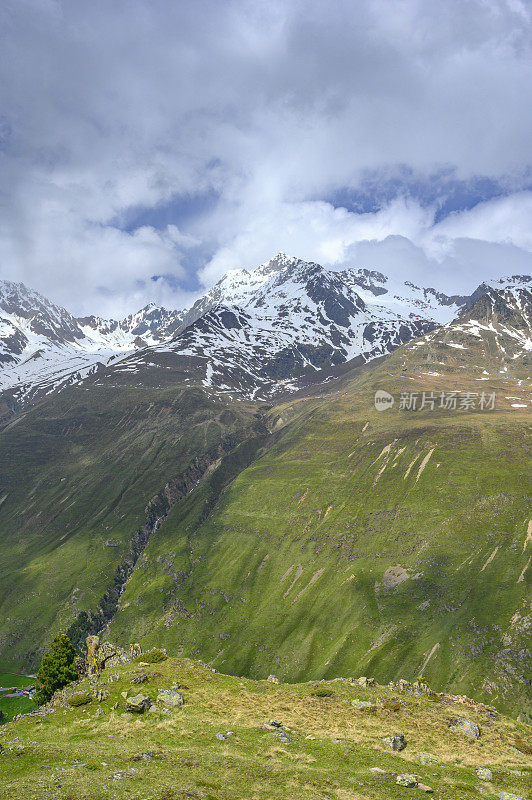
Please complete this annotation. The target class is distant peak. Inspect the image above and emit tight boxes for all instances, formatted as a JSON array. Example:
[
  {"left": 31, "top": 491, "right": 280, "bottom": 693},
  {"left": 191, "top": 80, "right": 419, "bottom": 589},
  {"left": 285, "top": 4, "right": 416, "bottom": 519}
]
[{"left": 257, "top": 253, "right": 302, "bottom": 275}]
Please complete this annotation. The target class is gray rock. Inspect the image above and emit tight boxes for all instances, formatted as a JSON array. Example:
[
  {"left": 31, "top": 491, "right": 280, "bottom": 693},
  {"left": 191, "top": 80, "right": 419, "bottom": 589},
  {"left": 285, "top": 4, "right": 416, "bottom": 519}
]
[
  {"left": 215, "top": 733, "right": 225, "bottom": 740},
  {"left": 352, "top": 699, "right": 374, "bottom": 709},
  {"left": 412, "top": 680, "right": 430, "bottom": 697},
  {"left": 357, "top": 676, "right": 375, "bottom": 687},
  {"left": 498, "top": 792, "right": 525, "bottom": 800},
  {"left": 125, "top": 694, "right": 151, "bottom": 713},
  {"left": 417, "top": 752, "right": 438, "bottom": 764},
  {"left": 396, "top": 774, "right": 418, "bottom": 787},
  {"left": 131, "top": 673, "right": 149, "bottom": 685},
  {"left": 269, "top": 719, "right": 283, "bottom": 728},
  {"left": 418, "top": 783, "right": 433, "bottom": 793},
  {"left": 386, "top": 733, "right": 406, "bottom": 751},
  {"left": 497, "top": 794, "right": 525, "bottom": 800},
  {"left": 476, "top": 767, "right": 492, "bottom": 781},
  {"left": 157, "top": 689, "right": 184, "bottom": 708},
  {"left": 267, "top": 675, "right": 280, "bottom": 684},
  {"left": 449, "top": 717, "right": 480, "bottom": 739}
]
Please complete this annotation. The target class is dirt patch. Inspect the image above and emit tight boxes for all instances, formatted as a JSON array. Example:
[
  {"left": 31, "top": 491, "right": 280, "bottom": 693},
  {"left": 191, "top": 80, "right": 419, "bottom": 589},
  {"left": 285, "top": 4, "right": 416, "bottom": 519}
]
[
  {"left": 480, "top": 546, "right": 499, "bottom": 572},
  {"left": 414, "top": 448, "right": 435, "bottom": 483},
  {"left": 383, "top": 566, "right": 410, "bottom": 590}
]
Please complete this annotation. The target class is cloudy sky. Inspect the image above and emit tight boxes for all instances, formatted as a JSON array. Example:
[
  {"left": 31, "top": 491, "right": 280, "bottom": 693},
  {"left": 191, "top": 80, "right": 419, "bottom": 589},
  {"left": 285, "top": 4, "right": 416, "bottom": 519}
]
[{"left": 1, "top": 0, "right": 532, "bottom": 317}]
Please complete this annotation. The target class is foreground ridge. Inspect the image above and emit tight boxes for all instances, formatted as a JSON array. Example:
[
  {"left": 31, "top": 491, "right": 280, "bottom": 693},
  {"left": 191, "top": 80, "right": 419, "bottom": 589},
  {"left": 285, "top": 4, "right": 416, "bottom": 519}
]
[{"left": 1, "top": 642, "right": 530, "bottom": 800}]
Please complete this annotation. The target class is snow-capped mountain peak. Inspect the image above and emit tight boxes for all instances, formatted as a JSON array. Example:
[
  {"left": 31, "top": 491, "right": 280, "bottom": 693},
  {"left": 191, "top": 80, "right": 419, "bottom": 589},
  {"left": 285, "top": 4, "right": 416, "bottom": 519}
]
[{"left": 1, "top": 260, "right": 530, "bottom": 411}]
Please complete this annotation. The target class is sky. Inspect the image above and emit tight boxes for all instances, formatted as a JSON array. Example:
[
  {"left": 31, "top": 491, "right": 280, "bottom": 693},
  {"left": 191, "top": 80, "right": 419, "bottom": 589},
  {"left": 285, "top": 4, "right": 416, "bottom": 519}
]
[{"left": 1, "top": 0, "right": 532, "bottom": 317}]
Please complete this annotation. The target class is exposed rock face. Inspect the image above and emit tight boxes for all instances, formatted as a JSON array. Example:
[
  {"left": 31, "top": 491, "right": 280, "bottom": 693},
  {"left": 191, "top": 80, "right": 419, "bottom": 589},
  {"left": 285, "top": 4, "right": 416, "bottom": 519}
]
[
  {"left": 388, "top": 678, "right": 430, "bottom": 698},
  {"left": 86, "top": 636, "right": 100, "bottom": 676},
  {"left": 85, "top": 635, "right": 132, "bottom": 674},
  {"left": 356, "top": 676, "right": 375, "bottom": 687},
  {"left": 74, "top": 656, "right": 87, "bottom": 677}
]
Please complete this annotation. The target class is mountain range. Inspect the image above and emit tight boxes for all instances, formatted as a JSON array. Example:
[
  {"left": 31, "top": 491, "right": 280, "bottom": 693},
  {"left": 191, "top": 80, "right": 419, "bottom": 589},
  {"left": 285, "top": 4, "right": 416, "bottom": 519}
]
[
  {"left": 3, "top": 253, "right": 529, "bottom": 414},
  {"left": 0, "top": 254, "right": 530, "bottom": 719}
]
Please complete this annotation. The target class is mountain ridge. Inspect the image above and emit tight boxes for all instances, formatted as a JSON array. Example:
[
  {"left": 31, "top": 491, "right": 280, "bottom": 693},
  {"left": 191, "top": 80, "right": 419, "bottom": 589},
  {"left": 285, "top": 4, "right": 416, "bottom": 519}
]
[{"left": 1, "top": 256, "right": 529, "bottom": 413}]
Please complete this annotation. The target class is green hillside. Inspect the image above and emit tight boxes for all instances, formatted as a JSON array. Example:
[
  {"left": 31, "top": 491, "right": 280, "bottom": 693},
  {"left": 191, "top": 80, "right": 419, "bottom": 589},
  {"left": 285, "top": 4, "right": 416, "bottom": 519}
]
[
  {"left": 0, "top": 300, "right": 530, "bottom": 717},
  {"left": 0, "top": 383, "right": 263, "bottom": 671},
  {"left": 107, "top": 336, "right": 532, "bottom": 716},
  {"left": 1, "top": 654, "right": 530, "bottom": 800}
]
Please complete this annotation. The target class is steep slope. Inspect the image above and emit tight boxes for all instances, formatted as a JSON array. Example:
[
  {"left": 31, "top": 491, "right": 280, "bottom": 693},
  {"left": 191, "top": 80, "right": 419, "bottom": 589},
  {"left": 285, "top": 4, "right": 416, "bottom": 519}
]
[
  {"left": 0, "top": 381, "right": 265, "bottom": 672},
  {"left": 105, "top": 287, "right": 531, "bottom": 716}
]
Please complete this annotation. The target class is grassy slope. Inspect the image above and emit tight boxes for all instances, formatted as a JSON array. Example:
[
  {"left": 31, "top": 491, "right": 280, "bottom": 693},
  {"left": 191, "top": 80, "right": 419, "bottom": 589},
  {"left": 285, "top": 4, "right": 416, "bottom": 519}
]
[
  {"left": 1, "top": 657, "right": 530, "bottom": 800},
  {"left": 109, "top": 339, "right": 532, "bottom": 716},
  {"left": 0, "top": 383, "right": 261, "bottom": 671}
]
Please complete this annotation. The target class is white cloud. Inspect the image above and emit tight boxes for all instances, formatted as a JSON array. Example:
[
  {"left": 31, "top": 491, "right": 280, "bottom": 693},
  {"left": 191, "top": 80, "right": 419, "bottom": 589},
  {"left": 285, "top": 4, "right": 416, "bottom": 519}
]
[{"left": 0, "top": 0, "right": 531, "bottom": 314}]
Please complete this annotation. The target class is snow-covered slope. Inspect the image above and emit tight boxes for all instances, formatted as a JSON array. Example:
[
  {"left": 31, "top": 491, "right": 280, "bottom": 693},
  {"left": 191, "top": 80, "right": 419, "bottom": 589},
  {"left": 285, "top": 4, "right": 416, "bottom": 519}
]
[{"left": 1, "top": 258, "right": 530, "bottom": 409}]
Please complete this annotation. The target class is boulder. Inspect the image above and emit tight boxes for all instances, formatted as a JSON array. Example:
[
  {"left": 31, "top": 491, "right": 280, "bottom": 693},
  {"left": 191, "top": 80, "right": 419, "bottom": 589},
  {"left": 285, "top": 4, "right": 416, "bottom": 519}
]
[
  {"left": 357, "top": 676, "right": 375, "bottom": 687},
  {"left": 125, "top": 694, "right": 151, "bottom": 713},
  {"left": 396, "top": 774, "right": 418, "bottom": 787},
  {"left": 131, "top": 673, "right": 149, "bottom": 685},
  {"left": 267, "top": 675, "right": 280, "bottom": 684},
  {"left": 412, "top": 680, "right": 430, "bottom": 697},
  {"left": 497, "top": 794, "right": 525, "bottom": 800},
  {"left": 128, "top": 643, "right": 142, "bottom": 659},
  {"left": 157, "top": 689, "right": 184, "bottom": 708},
  {"left": 386, "top": 733, "right": 406, "bottom": 751},
  {"left": 449, "top": 717, "right": 480, "bottom": 739},
  {"left": 417, "top": 752, "right": 438, "bottom": 765},
  {"left": 97, "top": 641, "right": 131, "bottom": 670},
  {"left": 476, "top": 767, "right": 492, "bottom": 781},
  {"left": 351, "top": 699, "right": 375, "bottom": 709},
  {"left": 418, "top": 784, "right": 434, "bottom": 793}
]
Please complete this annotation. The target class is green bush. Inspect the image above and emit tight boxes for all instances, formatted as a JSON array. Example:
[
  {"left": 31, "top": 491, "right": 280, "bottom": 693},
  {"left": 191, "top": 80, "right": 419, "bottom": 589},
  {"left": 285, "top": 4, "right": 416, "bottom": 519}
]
[
  {"left": 310, "top": 687, "right": 334, "bottom": 697},
  {"left": 136, "top": 649, "right": 167, "bottom": 663},
  {"left": 68, "top": 691, "right": 93, "bottom": 707},
  {"left": 383, "top": 699, "right": 402, "bottom": 712},
  {"left": 35, "top": 634, "right": 78, "bottom": 705}
]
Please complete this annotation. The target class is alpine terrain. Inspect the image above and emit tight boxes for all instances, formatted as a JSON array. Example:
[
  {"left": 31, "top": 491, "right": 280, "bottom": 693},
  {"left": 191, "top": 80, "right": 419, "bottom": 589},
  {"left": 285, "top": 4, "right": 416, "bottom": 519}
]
[{"left": 0, "top": 254, "right": 530, "bottom": 733}]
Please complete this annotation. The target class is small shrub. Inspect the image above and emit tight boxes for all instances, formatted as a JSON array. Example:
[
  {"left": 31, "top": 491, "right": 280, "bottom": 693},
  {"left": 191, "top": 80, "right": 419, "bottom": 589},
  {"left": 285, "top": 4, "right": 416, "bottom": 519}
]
[
  {"left": 68, "top": 691, "right": 93, "bottom": 707},
  {"left": 383, "top": 699, "right": 401, "bottom": 712},
  {"left": 310, "top": 687, "right": 334, "bottom": 698},
  {"left": 136, "top": 649, "right": 167, "bottom": 664}
]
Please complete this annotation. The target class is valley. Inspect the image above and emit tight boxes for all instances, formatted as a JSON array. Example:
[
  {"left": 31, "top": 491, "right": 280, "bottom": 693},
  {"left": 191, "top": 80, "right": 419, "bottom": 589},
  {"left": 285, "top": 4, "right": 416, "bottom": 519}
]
[{"left": 0, "top": 256, "right": 530, "bottom": 725}]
